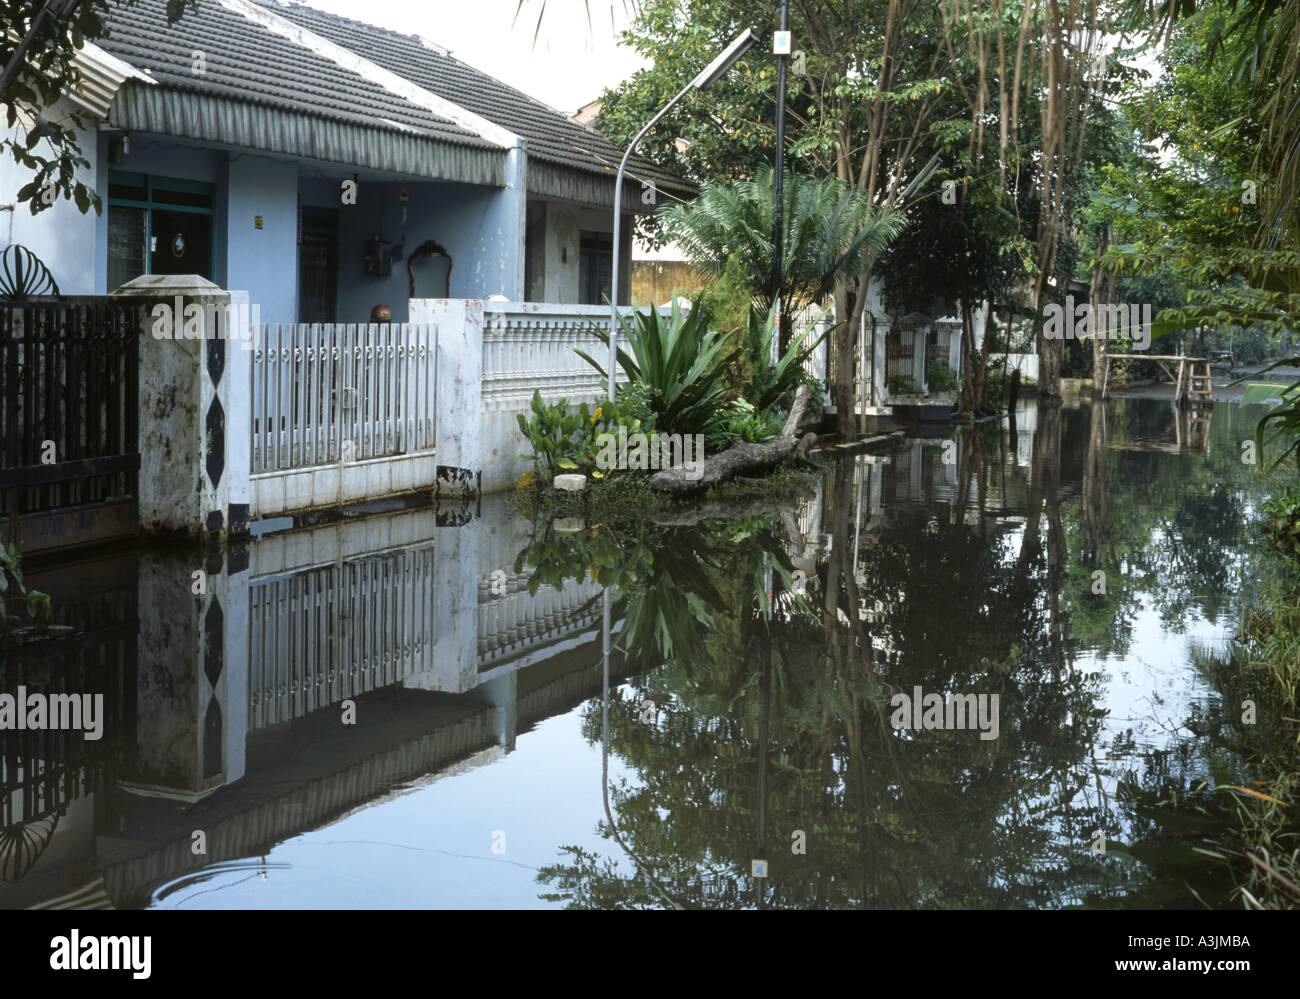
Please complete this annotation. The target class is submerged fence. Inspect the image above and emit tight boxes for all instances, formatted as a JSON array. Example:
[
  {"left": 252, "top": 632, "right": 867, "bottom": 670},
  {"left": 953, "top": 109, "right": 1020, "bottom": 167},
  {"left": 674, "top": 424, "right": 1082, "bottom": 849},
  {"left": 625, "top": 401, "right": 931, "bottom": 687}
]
[
  {"left": 251, "top": 323, "right": 437, "bottom": 472},
  {"left": 0, "top": 302, "right": 142, "bottom": 551}
]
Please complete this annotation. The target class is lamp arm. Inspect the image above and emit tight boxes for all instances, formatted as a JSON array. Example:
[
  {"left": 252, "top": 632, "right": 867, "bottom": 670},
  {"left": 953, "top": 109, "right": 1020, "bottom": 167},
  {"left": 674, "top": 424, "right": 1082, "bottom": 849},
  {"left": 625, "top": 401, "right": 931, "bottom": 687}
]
[{"left": 608, "top": 78, "right": 698, "bottom": 402}]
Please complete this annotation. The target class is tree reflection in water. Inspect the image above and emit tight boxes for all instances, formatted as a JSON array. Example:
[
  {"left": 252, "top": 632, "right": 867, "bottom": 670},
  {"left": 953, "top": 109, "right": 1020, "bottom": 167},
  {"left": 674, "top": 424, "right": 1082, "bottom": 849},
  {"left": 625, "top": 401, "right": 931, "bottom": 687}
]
[{"left": 525, "top": 398, "right": 1284, "bottom": 908}]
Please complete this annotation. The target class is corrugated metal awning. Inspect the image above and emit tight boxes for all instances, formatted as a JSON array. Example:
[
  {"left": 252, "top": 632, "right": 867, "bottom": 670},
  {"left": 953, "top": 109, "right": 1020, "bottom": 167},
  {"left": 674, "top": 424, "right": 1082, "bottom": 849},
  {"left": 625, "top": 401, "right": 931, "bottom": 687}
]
[
  {"left": 527, "top": 159, "right": 693, "bottom": 212},
  {"left": 107, "top": 82, "right": 507, "bottom": 187},
  {"left": 68, "top": 41, "right": 155, "bottom": 118}
]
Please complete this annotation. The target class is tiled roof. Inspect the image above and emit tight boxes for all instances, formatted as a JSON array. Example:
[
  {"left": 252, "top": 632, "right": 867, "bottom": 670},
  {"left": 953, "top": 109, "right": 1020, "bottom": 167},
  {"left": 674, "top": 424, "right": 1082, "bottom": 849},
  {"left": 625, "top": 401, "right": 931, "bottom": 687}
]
[
  {"left": 251, "top": 0, "right": 694, "bottom": 196},
  {"left": 97, "top": 0, "right": 496, "bottom": 151}
]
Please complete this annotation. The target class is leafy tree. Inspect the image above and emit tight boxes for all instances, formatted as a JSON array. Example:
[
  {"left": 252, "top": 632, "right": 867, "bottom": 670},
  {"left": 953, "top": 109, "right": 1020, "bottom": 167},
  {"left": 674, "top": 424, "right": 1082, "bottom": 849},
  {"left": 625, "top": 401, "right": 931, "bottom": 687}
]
[
  {"left": 1, "top": 1, "right": 195, "bottom": 215},
  {"left": 660, "top": 163, "right": 904, "bottom": 348},
  {"left": 1105, "top": 2, "right": 1300, "bottom": 473},
  {"left": 599, "top": 0, "right": 953, "bottom": 440}
]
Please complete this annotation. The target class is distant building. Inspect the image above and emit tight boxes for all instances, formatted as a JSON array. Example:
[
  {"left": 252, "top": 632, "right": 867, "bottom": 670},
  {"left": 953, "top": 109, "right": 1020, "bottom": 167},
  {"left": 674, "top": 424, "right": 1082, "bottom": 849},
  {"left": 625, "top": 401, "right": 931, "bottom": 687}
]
[{"left": 573, "top": 99, "right": 603, "bottom": 125}]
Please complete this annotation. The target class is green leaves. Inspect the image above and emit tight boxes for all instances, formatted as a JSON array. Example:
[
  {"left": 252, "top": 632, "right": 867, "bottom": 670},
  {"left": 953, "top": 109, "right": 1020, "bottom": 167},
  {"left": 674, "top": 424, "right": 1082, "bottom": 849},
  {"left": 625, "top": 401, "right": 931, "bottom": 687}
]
[
  {"left": 579, "top": 299, "right": 738, "bottom": 438},
  {"left": 660, "top": 165, "right": 905, "bottom": 318},
  {"left": 1242, "top": 359, "right": 1300, "bottom": 472},
  {"left": 0, "top": 0, "right": 181, "bottom": 216},
  {"left": 1239, "top": 383, "right": 1292, "bottom": 407},
  {"left": 0, "top": 542, "right": 23, "bottom": 591},
  {"left": 743, "top": 303, "right": 827, "bottom": 414},
  {"left": 1, "top": 540, "right": 52, "bottom": 633},
  {"left": 516, "top": 388, "right": 646, "bottom": 482}
]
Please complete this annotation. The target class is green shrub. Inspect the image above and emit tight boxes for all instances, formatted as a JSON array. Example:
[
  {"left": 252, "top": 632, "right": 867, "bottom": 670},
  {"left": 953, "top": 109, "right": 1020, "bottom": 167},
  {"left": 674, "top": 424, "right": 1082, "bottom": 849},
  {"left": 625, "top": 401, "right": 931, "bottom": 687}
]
[
  {"left": 723, "top": 398, "right": 783, "bottom": 444},
  {"left": 887, "top": 374, "right": 919, "bottom": 396},
  {"left": 577, "top": 298, "right": 737, "bottom": 438},
  {"left": 926, "top": 357, "right": 959, "bottom": 393},
  {"left": 0, "top": 542, "right": 51, "bottom": 634},
  {"left": 696, "top": 251, "right": 754, "bottom": 390},
  {"left": 743, "top": 303, "right": 829, "bottom": 414},
  {"left": 1261, "top": 485, "right": 1300, "bottom": 560},
  {"left": 516, "top": 389, "right": 646, "bottom": 482},
  {"left": 985, "top": 356, "right": 1008, "bottom": 408}
]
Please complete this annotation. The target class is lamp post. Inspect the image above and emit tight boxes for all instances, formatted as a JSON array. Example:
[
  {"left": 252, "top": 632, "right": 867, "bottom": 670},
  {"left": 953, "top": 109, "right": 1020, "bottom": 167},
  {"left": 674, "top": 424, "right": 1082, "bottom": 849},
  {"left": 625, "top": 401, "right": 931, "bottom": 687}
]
[
  {"left": 607, "top": 28, "right": 757, "bottom": 402},
  {"left": 771, "top": 2, "right": 790, "bottom": 356}
]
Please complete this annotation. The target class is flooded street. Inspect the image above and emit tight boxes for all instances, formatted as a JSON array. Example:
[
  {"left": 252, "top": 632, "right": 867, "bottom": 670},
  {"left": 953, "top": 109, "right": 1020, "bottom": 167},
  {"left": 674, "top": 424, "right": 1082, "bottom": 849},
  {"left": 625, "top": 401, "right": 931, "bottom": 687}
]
[{"left": 1, "top": 396, "right": 1281, "bottom": 909}]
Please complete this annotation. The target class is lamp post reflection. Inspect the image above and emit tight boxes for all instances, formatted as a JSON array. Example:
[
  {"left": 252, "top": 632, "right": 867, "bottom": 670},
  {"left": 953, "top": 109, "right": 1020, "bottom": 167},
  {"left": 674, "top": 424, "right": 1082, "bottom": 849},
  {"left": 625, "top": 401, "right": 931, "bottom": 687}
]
[{"left": 600, "top": 587, "right": 683, "bottom": 909}]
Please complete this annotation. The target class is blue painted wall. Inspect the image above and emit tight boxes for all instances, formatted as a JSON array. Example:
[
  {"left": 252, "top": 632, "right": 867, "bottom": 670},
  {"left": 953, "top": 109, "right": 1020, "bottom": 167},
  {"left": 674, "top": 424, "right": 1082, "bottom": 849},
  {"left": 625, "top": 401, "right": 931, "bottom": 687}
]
[
  {"left": 0, "top": 101, "right": 101, "bottom": 294},
  {"left": 8, "top": 125, "right": 523, "bottom": 322},
  {"left": 95, "top": 134, "right": 228, "bottom": 293},
  {"left": 306, "top": 164, "right": 524, "bottom": 324},
  {"left": 226, "top": 155, "right": 299, "bottom": 323}
]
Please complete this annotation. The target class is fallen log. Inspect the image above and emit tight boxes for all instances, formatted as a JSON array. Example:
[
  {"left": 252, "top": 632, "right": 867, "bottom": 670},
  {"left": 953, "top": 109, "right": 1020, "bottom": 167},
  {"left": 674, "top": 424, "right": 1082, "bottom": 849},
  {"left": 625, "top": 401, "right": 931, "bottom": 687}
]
[{"left": 648, "top": 385, "right": 813, "bottom": 496}]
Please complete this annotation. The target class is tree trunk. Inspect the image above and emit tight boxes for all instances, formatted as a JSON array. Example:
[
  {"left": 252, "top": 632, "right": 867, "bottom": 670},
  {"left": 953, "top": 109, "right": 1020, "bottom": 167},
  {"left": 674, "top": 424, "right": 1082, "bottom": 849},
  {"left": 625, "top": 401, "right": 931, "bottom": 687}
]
[
  {"left": 973, "top": 300, "right": 997, "bottom": 412},
  {"left": 648, "top": 385, "right": 812, "bottom": 495},
  {"left": 1090, "top": 222, "right": 1113, "bottom": 392},
  {"left": 1038, "top": 324, "right": 1062, "bottom": 401},
  {"left": 959, "top": 300, "right": 977, "bottom": 413},
  {"left": 834, "top": 280, "right": 862, "bottom": 442}
]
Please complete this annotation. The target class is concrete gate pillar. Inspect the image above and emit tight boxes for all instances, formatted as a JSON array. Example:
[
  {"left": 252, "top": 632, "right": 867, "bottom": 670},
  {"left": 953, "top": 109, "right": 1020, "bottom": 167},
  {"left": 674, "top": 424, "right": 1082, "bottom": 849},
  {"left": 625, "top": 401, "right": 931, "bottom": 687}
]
[{"left": 111, "top": 275, "right": 251, "bottom": 541}]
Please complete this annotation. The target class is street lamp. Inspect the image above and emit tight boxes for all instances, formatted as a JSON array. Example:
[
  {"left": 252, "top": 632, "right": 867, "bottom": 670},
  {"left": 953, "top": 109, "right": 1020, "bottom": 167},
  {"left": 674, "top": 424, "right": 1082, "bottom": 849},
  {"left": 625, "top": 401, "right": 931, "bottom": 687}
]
[{"left": 606, "top": 27, "right": 757, "bottom": 402}]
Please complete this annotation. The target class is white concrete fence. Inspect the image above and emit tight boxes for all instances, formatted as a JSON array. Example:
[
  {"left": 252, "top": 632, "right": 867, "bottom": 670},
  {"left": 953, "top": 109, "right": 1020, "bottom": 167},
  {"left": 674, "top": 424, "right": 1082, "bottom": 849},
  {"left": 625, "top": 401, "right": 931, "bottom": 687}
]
[
  {"left": 249, "top": 321, "right": 438, "bottom": 517},
  {"left": 415, "top": 299, "right": 655, "bottom": 495},
  {"left": 120, "top": 278, "right": 671, "bottom": 537}
]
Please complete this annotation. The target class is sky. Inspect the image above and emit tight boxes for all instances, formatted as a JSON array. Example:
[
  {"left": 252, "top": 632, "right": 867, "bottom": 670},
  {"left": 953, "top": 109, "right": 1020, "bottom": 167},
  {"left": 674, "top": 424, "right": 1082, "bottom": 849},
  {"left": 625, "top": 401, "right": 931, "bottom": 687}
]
[{"left": 301, "top": 0, "right": 647, "bottom": 116}]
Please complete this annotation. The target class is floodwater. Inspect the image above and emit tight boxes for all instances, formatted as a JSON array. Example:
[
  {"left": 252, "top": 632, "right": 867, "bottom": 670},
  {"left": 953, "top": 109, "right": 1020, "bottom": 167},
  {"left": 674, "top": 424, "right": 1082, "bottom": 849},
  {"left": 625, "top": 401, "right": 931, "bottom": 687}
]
[{"left": 0, "top": 396, "right": 1285, "bottom": 909}]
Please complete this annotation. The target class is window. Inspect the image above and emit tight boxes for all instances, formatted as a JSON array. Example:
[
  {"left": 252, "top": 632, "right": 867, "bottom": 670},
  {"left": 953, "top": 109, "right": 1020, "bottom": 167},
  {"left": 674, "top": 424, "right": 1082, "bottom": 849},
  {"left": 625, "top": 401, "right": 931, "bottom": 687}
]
[
  {"left": 107, "top": 171, "right": 215, "bottom": 289},
  {"left": 578, "top": 230, "right": 612, "bottom": 306}
]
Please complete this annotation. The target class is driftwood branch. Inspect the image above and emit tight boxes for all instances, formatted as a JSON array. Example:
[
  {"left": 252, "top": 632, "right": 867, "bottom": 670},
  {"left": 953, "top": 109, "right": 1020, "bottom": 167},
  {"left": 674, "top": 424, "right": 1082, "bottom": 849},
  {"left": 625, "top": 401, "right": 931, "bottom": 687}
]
[{"left": 648, "top": 385, "right": 813, "bottom": 496}]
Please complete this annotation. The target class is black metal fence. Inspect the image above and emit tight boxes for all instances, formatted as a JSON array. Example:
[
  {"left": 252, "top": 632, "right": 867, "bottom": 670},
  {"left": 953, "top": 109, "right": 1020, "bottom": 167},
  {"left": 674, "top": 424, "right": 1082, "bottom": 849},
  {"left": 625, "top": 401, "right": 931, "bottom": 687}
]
[
  {"left": 0, "top": 302, "right": 142, "bottom": 552},
  {"left": 1, "top": 550, "right": 138, "bottom": 885}
]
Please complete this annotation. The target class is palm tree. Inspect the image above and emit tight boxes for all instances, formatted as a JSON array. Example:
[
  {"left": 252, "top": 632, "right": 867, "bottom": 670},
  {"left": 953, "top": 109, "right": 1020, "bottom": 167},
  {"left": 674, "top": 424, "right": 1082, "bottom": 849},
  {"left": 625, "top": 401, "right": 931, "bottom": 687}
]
[{"left": 659, "top": 165, "right": 906, "bottom": 344}]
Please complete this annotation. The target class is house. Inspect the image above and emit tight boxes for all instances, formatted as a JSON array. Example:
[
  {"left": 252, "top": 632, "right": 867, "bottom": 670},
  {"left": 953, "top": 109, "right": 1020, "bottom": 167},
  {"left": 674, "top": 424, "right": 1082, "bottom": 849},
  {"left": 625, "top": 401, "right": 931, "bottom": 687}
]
[{"left": 1, "top": 0, "right": 693, "bottom": 322}]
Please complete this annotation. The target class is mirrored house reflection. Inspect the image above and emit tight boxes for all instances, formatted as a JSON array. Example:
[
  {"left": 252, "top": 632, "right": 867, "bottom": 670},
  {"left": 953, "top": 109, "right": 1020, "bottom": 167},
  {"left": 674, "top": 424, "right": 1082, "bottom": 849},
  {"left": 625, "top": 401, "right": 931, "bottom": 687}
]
[{"left": 1, "top": 494, "right": 618, "bottom": 910}]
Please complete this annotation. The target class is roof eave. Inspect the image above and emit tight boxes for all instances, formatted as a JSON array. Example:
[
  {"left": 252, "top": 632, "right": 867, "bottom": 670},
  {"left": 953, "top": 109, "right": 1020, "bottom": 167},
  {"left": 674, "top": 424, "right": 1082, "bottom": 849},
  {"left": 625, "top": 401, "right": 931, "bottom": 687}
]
[{"left": 108, "top": 82, "right": 508, "bottom": 187}]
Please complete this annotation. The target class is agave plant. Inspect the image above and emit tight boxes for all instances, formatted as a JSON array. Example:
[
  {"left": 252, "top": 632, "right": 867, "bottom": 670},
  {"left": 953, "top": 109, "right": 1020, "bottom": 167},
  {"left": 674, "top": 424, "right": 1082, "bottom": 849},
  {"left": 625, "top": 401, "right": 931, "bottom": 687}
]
[
  {"left": 577, "top": 299, "right": 738, "bottom": 438},
  {"left": 0, "top": 542, "right": 51, "bottom": 634},
  {"left": 743, "top": 303, "right": 831, "bottom": 413}
]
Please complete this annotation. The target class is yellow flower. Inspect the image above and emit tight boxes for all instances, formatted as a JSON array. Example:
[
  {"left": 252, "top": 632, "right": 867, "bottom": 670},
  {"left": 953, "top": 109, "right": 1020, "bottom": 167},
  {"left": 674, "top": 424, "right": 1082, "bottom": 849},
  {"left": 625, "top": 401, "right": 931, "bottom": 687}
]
[{"left": 516, "top": 471, "right": 533, "bottom": 490}]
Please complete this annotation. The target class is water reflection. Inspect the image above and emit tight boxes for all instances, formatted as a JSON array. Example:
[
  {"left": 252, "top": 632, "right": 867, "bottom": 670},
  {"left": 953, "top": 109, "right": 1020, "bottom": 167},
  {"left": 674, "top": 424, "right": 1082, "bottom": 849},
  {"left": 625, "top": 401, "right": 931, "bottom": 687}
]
[
  {"left": 0, "top": 395, "right": 1281, "bottom": 909},
  {"left": 536, "top": 397, "right": 1275, "bottom": 908},
  {"left": 1, "top": 496, "right": 625, "bottom": 909}
]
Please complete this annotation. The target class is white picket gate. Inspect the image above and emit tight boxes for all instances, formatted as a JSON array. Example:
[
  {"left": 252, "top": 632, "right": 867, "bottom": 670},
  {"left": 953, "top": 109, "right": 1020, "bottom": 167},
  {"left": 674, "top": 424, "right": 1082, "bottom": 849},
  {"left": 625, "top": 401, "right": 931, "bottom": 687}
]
[{"left": 249, "top": 322, "right": 438, "bottom": 517}]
